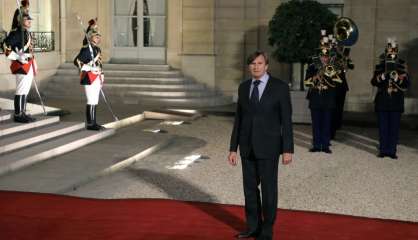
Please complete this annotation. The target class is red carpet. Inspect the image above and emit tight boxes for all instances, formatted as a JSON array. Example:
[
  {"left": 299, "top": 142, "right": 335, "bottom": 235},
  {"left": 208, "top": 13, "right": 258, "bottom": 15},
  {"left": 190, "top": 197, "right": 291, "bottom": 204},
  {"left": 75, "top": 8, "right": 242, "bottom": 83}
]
[{"left": 0, "top": 191, "right": 417, "bottom": 240}]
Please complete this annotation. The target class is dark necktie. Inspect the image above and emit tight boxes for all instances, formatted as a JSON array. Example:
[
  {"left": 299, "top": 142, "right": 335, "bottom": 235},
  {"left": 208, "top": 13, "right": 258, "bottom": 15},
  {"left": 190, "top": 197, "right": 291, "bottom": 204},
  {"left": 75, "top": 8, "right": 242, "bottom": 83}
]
[{"left": 250, "top": 80, "right": 261, "bottom": 104}]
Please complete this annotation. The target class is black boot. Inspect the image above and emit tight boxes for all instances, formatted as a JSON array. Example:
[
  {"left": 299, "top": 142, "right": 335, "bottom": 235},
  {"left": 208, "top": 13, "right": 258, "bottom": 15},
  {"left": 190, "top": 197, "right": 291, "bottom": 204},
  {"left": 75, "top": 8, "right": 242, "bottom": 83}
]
[
  {"left": 14, "top": 95, "right": 30, "bottom": 123},
  {"left": 22, "top": 95, "right": 36, "bottom": 122},
  {"left": 86, "top": 104, "right": 104, "bottom": 131}
]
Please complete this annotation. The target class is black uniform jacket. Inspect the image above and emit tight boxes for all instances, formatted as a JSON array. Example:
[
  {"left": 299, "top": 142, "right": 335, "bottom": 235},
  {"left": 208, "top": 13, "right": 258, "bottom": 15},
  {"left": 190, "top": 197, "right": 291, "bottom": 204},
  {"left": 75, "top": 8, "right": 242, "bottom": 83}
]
[
  {"left": 230, "top": 76, "right": 294, "bottom": 159},
  {"left": 371, "top": 60, "right": 410, "bottom": 112},
  {"left": 73, "top": 45, "right": 103, "bottom": 85},
  {"left": 305, "top": 64, "right": 337, "bottom": 110},
  {"left": 3, "top": 28, "right": 33, "bottom": 74}
]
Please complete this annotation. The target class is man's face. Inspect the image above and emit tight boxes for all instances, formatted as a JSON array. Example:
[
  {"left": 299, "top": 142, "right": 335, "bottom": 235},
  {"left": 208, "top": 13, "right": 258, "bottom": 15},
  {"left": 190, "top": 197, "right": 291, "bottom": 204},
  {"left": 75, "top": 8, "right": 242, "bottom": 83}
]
[
  {"left": 22, "top": 17, "right": 31, "bottom": 29},
  {"left": 249, "top": 55, "right": 268, "bottom": 79},
  {"left": 90, "top": 35, "right": 101, "bottom": 45},
  {"left": 387, "top": 47, "right": 397, "bottom": 58},
  {"left": 320, "top": 55, "right": 330, "bottom": 64}
]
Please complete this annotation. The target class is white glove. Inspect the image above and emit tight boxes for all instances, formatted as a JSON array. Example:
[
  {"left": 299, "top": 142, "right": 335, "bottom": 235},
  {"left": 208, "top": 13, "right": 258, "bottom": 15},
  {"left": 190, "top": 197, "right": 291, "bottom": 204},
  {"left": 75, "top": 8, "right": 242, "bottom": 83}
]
[
  {"left": 91, "top": 66, "right": 101, "bottom": 74},
  {"left": 16, "top": 49, "right": 28, "bottom": 64}
]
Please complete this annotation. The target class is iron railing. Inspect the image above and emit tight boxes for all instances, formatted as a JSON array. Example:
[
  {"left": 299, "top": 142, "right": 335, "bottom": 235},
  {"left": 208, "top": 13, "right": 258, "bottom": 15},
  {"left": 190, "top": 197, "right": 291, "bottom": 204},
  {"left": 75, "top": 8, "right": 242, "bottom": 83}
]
[{"left": 0, "top": 31, "right": 55, "bottom": 54}]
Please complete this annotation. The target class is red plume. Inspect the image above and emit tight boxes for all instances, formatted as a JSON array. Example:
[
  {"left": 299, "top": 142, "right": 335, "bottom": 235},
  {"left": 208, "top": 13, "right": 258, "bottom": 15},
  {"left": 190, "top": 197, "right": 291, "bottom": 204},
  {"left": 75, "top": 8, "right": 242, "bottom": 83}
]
[{"left": 88, "top": 18, "right": 98, "bottom": 26}]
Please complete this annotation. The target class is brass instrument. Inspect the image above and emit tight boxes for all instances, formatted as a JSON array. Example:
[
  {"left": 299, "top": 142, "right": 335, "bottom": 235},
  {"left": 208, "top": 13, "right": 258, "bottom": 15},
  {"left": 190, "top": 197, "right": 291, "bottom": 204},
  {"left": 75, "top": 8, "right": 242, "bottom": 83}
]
[
  {"left": 305, "top": 17, "right": 358, "bottom": 90},
  {"left": 383, "top": 56, "right": 408, "bottom": 94},
  {"left": 324, "top": 64, "right": 337, "bottom": 78},
  {"left": 389, "top": 70, "right": 398, "bottom": 82},
  {"left": 334, "top": 17, "right": 358, "bottom": 46}
]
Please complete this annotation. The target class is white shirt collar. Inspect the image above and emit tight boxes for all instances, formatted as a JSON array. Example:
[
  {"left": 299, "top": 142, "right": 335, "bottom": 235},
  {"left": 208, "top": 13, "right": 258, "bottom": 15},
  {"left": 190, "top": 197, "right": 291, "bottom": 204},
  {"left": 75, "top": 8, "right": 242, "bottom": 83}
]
[{"left": 252, "top": 72, "right": 269, "bottom": 84}]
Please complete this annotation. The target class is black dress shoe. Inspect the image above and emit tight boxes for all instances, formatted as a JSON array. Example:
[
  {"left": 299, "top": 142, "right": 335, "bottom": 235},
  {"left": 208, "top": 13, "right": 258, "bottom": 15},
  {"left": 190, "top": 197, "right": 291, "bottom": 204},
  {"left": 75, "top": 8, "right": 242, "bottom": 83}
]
[
  {"left": 236, "top": 231, "right": 259, "bottom": 239},
  {"left": 256, "top": 236, "right": 272, "bottom": 240},
  {"left": 309, "top": 148, "right": 321, "bottom": 152},
  {"left": 377, "top": 153, "right": 385, "bottom": 158},
  {"left": 322, "top": 148, "right": 332, "bottom": 154},
  {"left": 22, "top": 113, "right": 36, "bottom": 122},
  {"left": 388, "top": 154, "right": 398, "bottom": 159},
  {"left": 14, "top": 114, "right": 30, "bottom": 123},
  {"left": 86, "top": 124, "right": 106, "bottom": 131}
]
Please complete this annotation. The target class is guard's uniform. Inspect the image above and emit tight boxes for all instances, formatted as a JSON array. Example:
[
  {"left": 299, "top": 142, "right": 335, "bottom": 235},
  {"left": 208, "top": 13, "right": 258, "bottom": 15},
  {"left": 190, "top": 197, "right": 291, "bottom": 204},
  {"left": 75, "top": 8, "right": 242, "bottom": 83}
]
[
  {"left": 3, "top": 11, "right": 36, "bottom": 123},
  {"left": 371, "top": 43, "right": 409, "bottom": 159},
  {"left": 73, "top": 20, "right": 105, "bottom": 131}
]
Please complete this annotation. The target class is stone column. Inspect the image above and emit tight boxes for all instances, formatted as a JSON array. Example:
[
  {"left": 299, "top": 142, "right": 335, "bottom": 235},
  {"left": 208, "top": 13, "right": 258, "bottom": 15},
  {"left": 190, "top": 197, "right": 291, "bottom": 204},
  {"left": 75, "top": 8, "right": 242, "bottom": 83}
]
[{"left": 180, "top": 0, "right": 216, "bottom": 88}]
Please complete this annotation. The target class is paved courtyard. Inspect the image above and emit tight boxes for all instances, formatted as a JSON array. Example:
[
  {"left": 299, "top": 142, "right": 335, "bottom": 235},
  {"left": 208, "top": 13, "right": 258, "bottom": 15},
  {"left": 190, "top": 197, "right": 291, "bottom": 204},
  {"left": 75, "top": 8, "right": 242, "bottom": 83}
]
[
  {"left": 1, "top": 98, "right": 417, "bottom": 223},
  {"left": 63, "top": 114, "right": 418, "bottom": 223}
]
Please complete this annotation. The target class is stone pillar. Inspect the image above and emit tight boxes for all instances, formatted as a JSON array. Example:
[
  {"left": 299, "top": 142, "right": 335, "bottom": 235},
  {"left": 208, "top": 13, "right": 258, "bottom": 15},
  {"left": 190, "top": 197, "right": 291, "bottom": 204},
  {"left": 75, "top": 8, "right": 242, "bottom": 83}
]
[
  {"left": 59, "top": 0, "right": 66, "bottom": 62},
  {"left": 180, "top": 0, "right": 216, "bottom": 88},
  {"left": 343, "top": 0, "right": 378, "bottom": 112},
  {"left": 167, "top": 0, "right": 182, "bottom": 69},
  {"left": 64, "top": 0, "right": 111, "bottom": 62}
]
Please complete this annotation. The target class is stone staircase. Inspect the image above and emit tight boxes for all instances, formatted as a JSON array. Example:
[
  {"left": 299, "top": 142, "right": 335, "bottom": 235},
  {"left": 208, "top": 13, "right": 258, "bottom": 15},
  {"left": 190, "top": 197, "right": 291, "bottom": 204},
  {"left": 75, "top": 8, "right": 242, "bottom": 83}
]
[
  {"left": 0, "top": 111, "right": 115, "bottom": 176},
  {"left": 44, "top": 63, "right": 232, "bottom": 107}
]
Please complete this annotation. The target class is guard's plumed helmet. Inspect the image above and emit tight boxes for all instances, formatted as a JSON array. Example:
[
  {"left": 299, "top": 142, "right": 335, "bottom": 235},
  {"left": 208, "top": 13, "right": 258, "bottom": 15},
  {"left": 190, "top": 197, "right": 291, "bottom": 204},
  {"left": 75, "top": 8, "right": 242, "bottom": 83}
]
[
  {"left": 386, "top": 37, "right": 398, "bottom": 54},
  {"left": 83, "top": 18, "right": 101, "bottom": 45},
  {"left": 319, "top": 29, "right": 333, "bottom": 55},
  {"left": 11, "top": 0, "right": 32, "bottom": 29},
  {"left": 87, "top": 19, "right": 100, "bottom": 38}
]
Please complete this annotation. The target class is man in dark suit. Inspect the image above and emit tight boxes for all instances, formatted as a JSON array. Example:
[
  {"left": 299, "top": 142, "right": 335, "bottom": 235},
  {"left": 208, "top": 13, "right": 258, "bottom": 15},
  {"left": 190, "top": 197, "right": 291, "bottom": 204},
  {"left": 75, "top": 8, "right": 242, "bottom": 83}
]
[{"left": 228, "top": 51, "right": 294, "bottom": 240}]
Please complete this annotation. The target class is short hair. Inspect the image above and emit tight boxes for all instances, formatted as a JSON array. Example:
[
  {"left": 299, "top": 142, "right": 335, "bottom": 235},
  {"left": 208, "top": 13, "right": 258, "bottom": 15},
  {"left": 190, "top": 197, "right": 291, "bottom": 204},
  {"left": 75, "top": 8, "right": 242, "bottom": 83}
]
[{"left": 246, "top": 50, "right": 269, "bottom": 65}]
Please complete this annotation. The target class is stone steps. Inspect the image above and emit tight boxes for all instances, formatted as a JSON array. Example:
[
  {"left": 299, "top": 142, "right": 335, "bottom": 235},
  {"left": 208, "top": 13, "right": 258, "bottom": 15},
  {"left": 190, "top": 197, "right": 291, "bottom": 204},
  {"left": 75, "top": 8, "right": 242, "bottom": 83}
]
[
  {"left": 48, "top": 75, "right": 190, "bottom": 84},
  {"left": 0, "top": 120, "right": 172, "bottom": 194},
  {"left": 44, "top": 63, "right": 233, "bottom": 107},
  {"left": 60, "top": 63, "right": 171, "bottom": 71},
  {"left": 0, "top": 127, "right": 115, "bottom": 176},
  {"left": 124, "top": 95, "right": 232, "bottom": 107},
  {"left": 0, "top": 122, "right": 85, "bottom": 155},
  {"left": 56, "top": 69, "right": 182, "bottom": 78},
  {"left": 0, "top": 116, "right": 60, "bottom": 138},
  {"left": 0, "top": 111, "right": 12, "bottom": 122}
]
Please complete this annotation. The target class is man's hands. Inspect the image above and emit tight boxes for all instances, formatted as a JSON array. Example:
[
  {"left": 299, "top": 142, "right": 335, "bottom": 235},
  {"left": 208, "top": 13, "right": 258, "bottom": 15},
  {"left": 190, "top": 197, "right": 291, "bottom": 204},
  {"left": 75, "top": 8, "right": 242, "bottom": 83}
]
[
  {"left": 228, "top": 151, "right": 238, "bottom": 166},
  {"left": 282, "top": 153, "right": 292, "bottom": 165},
  {"left": 228, "top": 151, "right": 293, "bottom": 165}
]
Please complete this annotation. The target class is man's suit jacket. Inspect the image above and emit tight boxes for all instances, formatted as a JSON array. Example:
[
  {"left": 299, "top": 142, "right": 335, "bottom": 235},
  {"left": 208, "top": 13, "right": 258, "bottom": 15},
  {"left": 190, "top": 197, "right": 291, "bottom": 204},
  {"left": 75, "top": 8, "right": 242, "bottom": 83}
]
[{"left": 230, "top": 76, "right": 294, "bottom": 159}]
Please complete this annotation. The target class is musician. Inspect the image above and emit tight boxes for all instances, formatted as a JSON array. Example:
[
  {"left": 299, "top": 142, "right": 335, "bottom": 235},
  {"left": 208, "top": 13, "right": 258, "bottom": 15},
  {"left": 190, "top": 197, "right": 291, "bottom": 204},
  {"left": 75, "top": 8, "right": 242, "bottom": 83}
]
[
  {"left": 371, "top": 38, "right": 409, "bottom": 159},
  {"left": 74, "top": 19, "right": 105, "bottom": 131},
  {"left": 305, "top": 32, "right": 342, "bottom": 153},
  {"left": 331, "top": 44, "right": 354, "bottom": 139},
  {"left": 3, "top": 6, "right": 36, "bottom": 123}
]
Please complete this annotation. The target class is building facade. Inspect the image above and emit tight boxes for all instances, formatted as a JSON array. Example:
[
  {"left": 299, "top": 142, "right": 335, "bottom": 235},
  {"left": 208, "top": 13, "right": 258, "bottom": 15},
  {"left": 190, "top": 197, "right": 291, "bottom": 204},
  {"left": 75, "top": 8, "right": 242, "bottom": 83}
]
[{"left": 1, "top": 0, "right": 417, "bottom": 113}]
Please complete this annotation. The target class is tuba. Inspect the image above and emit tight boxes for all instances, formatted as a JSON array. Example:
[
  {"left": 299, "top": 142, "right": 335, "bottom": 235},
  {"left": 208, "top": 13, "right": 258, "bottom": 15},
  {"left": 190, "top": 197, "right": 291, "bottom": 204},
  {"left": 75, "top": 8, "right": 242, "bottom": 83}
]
[{"left": 334, "top": 17, "right": 359, "bottom": 47}]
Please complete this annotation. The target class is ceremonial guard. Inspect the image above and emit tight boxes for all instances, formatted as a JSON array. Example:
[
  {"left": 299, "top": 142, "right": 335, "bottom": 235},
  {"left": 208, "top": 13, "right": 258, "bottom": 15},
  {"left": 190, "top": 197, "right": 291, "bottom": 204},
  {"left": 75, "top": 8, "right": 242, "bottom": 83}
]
[
  {"left": 371, "top": 38, "right": 409, "bottom": 159},
  {"left": 3, "top": 1, "right": 37, "bottom": 123},
  {"left": 74, "top": 19, "right": 105, "bottom": 131},
  {"left": 304, "top": 31, "right": 342, "bottom": 153}
]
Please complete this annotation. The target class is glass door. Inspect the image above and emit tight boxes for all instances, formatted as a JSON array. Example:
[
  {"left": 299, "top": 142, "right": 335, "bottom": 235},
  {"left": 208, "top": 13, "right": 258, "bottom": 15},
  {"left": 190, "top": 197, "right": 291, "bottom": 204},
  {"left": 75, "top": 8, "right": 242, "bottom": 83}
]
[{"left": 112, "top": 0, "right": 166, "bottom": 63}]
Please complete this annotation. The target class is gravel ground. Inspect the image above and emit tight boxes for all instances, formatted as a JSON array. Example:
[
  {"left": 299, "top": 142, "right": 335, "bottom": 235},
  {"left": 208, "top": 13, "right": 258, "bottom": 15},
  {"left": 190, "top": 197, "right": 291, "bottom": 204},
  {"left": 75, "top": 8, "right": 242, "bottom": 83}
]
[{"left": 69, "top": 115, "right": 418, "bottom": 222}]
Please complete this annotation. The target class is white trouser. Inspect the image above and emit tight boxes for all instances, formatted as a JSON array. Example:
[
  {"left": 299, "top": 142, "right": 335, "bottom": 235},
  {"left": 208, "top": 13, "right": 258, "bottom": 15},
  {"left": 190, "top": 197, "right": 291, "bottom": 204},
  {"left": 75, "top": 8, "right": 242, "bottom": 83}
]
[
  {"left": 15, "top": 65, "right": 34, "bottom": 95},
  {"left": 84, "top": 75, "right": 103, "bottom": 105}
]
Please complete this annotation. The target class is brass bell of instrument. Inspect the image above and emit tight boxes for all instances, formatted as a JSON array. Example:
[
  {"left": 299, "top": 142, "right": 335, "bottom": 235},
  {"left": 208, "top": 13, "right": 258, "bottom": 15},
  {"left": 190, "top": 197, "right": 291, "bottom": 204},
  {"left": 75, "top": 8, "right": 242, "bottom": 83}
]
[{"left": 334, "top": 17, "right": 359, "bottom": 46}]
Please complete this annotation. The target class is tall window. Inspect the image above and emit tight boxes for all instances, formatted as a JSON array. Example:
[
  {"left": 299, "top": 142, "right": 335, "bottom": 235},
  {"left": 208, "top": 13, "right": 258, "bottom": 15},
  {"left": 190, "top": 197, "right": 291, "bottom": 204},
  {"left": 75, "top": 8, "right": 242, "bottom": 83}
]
[
  {"left": 113, "top": 0, "right": 166, "bottom": 48},
  {"left": 30, "top": 0, "right": 52, "bottom": 32}
]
